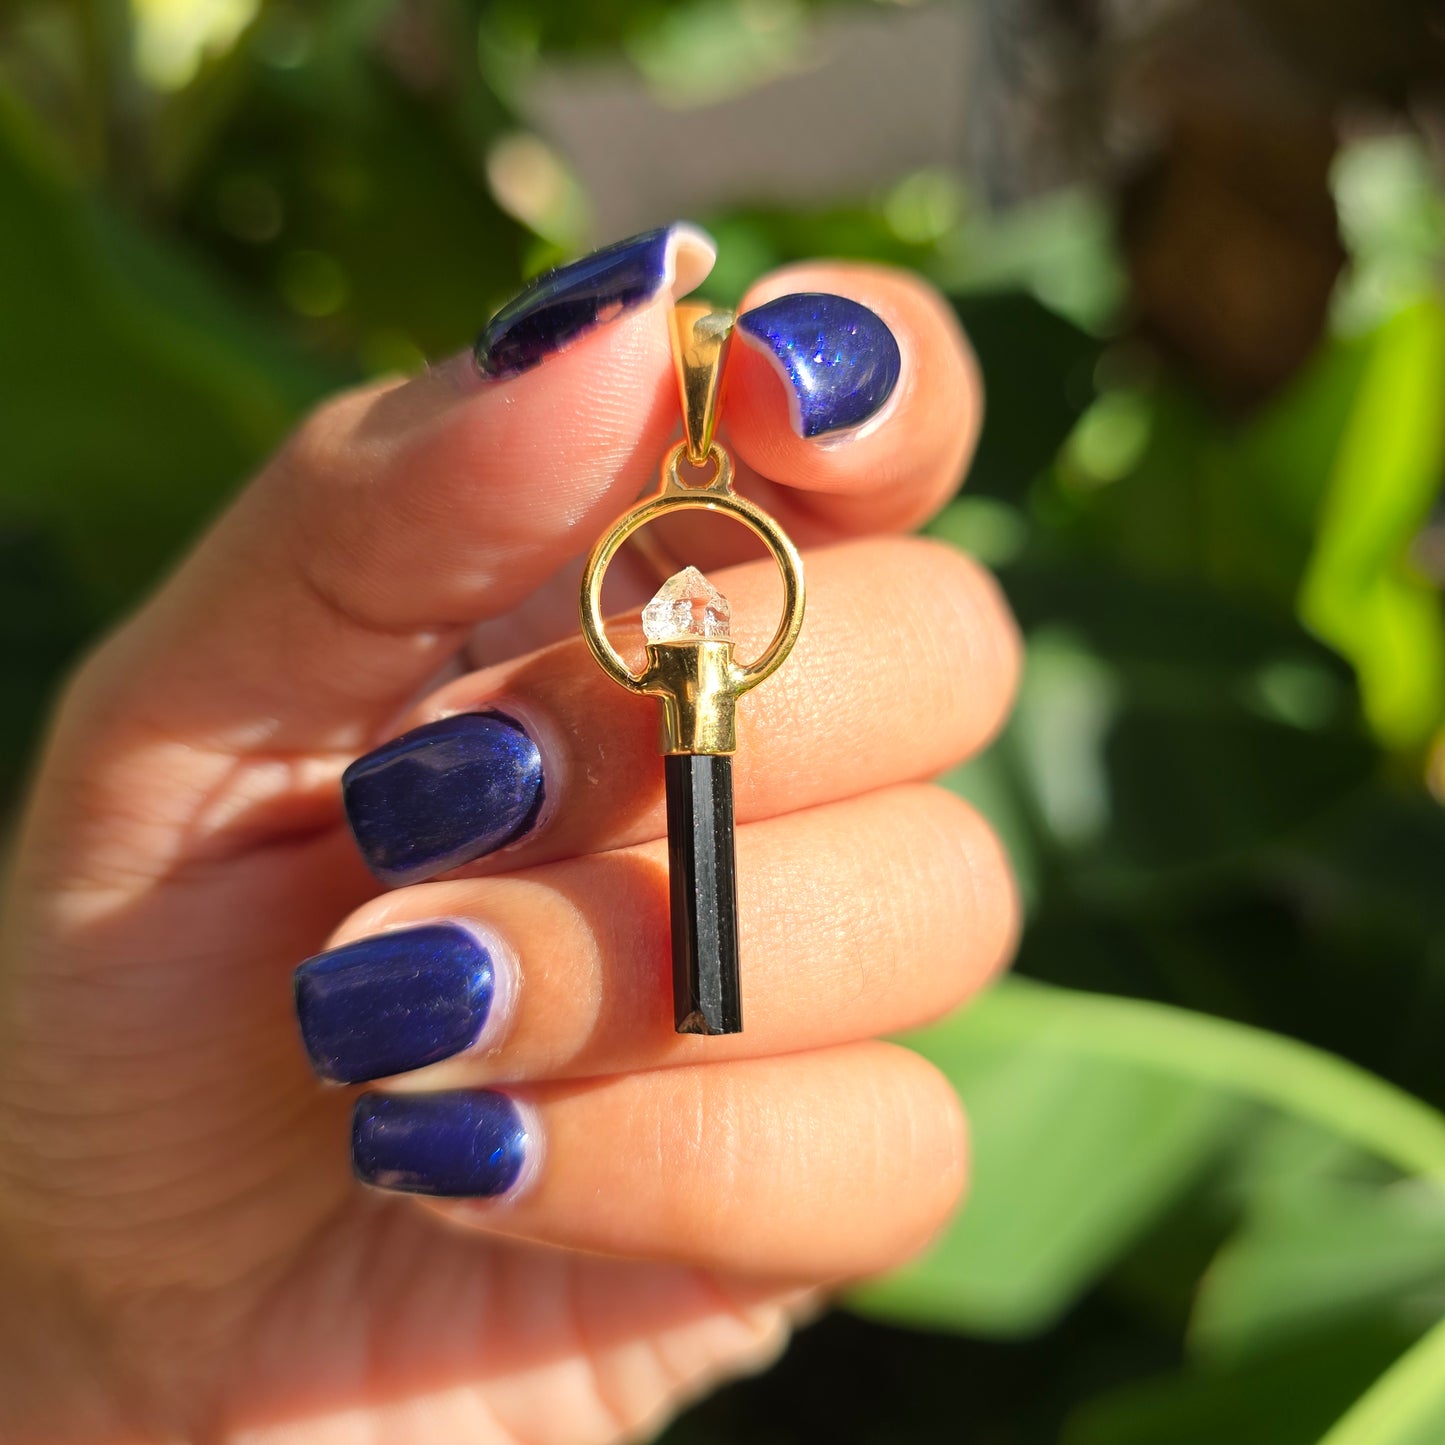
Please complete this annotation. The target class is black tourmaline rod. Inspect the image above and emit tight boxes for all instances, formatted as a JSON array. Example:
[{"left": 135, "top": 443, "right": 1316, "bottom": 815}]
[
  {"left": 665, "top": 753, "right": 742, "bottom": 1035},
  {"left": 578, "top": 303, "right": 805, "bottom": 1039}
]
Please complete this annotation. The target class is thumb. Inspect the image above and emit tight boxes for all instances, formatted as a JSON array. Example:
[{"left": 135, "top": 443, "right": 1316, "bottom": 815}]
[{"left": 92, "top": 224, "right": 714, "bottom": 757}]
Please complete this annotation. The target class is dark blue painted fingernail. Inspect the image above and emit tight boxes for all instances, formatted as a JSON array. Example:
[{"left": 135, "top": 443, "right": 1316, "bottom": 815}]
[
  {"left": 737, "top": 293, "right": 901, "bottom": 438},
  {"left": 352, "top": 1090, "right": 532, "bottom": 1197},
  {"left": 475, "top": 223, "right": 713, "bottom": 378},
  {"left": 294, "top": 922, "right": 507, "bottom": 1084},
  {"left": 342, "top": 712, "right": 545, "bottom": 887}
]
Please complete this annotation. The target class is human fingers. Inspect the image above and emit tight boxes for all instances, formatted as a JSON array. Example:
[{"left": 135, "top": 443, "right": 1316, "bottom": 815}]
[
  {"left": 333, "top": 260, "right": 984, "bottom": 669},
  {"left": 351, "top": 1041, "right": 966, "bottom": 1280},
  {"left": 338, "top": 536, "right": 1019, "bottom": 886},
  {"left": 293, "top": 786, "right": 1016, "bottom": 1085},
  {"left": 617, "top": 262, "right": 981, "bottom": 585},
  {"left": 67, "top": 225, "right": 717, "bottom": 762}
]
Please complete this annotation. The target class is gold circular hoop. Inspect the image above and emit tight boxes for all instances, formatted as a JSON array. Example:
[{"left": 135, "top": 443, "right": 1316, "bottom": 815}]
[{"left": 580, "top": 442, "right": 806, "bottom": 696}]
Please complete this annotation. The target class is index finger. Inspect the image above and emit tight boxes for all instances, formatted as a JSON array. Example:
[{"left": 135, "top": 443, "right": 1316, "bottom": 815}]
[{"left": 69, "top": 226, "right": 717, "bottom": 757}]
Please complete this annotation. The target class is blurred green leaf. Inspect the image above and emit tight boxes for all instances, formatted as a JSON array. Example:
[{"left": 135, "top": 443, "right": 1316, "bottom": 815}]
[
  {"left": 953, "top": 290, "right": 1100, "bottom": 503},
  {"left": 1069, "top": 337, "right": 1368, "bottom": 613},
  {"left": 1002, "top": 570, "right": 1372, "bottom": 879},
  {"left": 0, "top": 81, "right": 334, "bottom": 609},
  {"left": 173, "top": 24, "right": 521, "bottom": 358},
  {"left": 970, "top": 983, "right": 1445, "bottom": 1176},
  {"left": 625, "top": 0, "right": 807, "bottom": 106},
  {"left": 1300, "top": 302, "right": 1445, "bottom": 751},
  {"left": 938, "top": 187, "right": 1125, "bottom": 334},
  {"left": 851, "top": 993, "right": 1239, "bottom": 1337},
  {"left": 1319, "top": 1313, "right": 1445, "bottom": 1445},
  {"left": 1333, "top": 134, "right": 1445, "bottom": 334},
  {"left": 1011, "top": 628, "right": 1119, "bottom": 852},
  {"left": 851, "top": 981, "right": 1445, "bottom": 1339},
  {"left": 926, "top": 495, "right": 1029, "bottom": 571},
  {"left": 1066, "top": 1322, "right": 1416, "bottom": 1445},
  {"left": 1192, "top": 1180, "right": 1445, "bottom": 1365},
  {"left": 696, "top": 203, "right": 936, "bottom": 306},
  {"left": 0, "top": 527, "right": 96, "bottom": 798}
]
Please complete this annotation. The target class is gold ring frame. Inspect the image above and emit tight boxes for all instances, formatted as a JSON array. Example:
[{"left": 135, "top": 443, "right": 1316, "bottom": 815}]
[{"left": 579, "top": 441, "right": 806, "bottom": 702}]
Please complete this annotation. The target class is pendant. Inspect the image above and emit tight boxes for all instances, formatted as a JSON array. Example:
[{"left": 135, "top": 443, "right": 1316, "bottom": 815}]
[{"left": 579, "top": 302, "right": 806, "bottom": 1035}]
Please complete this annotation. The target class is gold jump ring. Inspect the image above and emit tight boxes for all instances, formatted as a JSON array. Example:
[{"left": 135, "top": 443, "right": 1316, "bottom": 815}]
[{"left": 579, "top": 446, "right": 805, "bottom": 696}]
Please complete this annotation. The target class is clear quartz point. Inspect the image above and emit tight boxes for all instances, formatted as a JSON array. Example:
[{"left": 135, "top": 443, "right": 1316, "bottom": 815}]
[{"left": 642, "top": 565, "right": 732, "bottom": 643}]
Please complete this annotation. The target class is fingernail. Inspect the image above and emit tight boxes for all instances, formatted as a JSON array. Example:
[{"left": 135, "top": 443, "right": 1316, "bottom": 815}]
[
  {"left": 343, "top": 712, "right": 545, "bottom": 887},
  {"left": 352, "top": 1090, "right": 533, "bottom": 1197},
  {"left": 475, "top": 222, "right": 715, "bottom": 378},
  {"left": 294, "top": 921, "right": 511, "bottom": 1084},
  {"left": 737, "top": 293, "right": 901, "bottom": 438}
]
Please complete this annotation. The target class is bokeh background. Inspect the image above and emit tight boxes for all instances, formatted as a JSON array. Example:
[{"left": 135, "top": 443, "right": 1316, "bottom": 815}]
[{"left": 5, "top": 1, "right": 1445, "bottom": 1440}]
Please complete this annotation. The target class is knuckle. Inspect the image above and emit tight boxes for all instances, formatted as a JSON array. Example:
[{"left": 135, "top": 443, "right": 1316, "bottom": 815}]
[
  {"left": 54, "top": 632, "right": 124, "bottom": 724},
  {"left": 46, "top": 619, "right": 164, "bottom": 762},
  {"left": 281, "top": 386, "right": 373, "bottom": 491},
  {"left": 272, "top": 384, "right": 410, "bottom": 633},
  {"left": 274, "top": 382, "right": 403, "bottom": 555}
]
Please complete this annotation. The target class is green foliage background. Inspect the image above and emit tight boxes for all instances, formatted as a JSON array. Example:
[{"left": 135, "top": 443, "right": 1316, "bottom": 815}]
[{"left": 4, "top": 2, "right": 1445, "bottom": 1440}]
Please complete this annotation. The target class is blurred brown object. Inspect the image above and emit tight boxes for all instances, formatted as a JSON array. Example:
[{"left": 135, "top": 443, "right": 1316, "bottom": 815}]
[
  {"left": 977, "top": 0, "right": 1445, "bottom": 404},
  {"left": 1117, "top": 69, "right": 1344, "bottom": 407}
]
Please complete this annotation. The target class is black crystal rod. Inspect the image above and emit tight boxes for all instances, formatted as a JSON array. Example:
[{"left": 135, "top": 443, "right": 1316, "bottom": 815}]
[{"left": 665, "top": 753, "right": 742, "bottom": 1035}]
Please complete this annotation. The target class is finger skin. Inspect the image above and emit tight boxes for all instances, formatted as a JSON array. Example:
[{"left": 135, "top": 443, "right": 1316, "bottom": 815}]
[
  {"left": 36, "top": 252, "right": 986, "bottom": 904},
  {"left": 102, "top": 323, "right": 677, "bottom": 754},
  {"left": 82, "top": 228, "right": 715, "bottom": 758},
  {"left": 215, "top": 1218, "right": 818, "bottom": 1445},
  {"left": 76, "top": 260, "right": 977, "bottom": 763},
  {"left": 323, "top": 786, "right": 1017, "bottom": 1084},
  {"left": 377, "top": 536, "right": 1019, "bottom": 876},
  {"left": 421, "top": 1041, "right": 968, "bottom": 1279},
  {"left": 0, "top": 241, "right": 996, "bottom": 1443},
  {"left": 625, "top": 263, "right": 983, "bottom": 581}
]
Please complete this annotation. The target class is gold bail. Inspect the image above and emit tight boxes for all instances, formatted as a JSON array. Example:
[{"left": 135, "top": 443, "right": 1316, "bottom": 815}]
[{"left": 671, "top": 302, "right": 734, "bottom": 466}]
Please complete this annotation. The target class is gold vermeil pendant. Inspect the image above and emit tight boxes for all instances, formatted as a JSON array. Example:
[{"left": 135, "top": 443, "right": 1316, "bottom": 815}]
[{"left": 578, "top": 303, "right": 805, "bottom": 1034}]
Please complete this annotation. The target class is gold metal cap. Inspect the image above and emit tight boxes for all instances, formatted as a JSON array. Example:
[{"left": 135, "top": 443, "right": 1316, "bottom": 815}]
[{"left": 671, "top": 303, "right": 734, "bottom": 466}]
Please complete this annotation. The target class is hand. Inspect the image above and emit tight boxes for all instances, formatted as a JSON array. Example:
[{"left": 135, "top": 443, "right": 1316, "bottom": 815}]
[{"left": 0, "top": 229, "right": 1019, "bottom": 1442}]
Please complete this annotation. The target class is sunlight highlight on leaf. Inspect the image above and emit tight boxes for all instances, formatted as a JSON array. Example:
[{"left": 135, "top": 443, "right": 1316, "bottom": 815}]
[
  {"left": 131, "top": 0, "right": 260, "bottom": 90},
  {"left": 626, "top": 0, "right": 807, "bottom": 107},
  {"left": 1320, "top": 1312, "right": 1445, "bottom": 1445},
  {"left": 1299, "top": 302, "right": 1445, "bottom": 752}
]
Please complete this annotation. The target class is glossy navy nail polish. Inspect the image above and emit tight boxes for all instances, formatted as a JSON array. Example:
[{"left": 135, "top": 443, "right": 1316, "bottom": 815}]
[
  {"left": 294, "top": 922, "right": 503, "bottom": 1084},
  {"left": 476, "top": 224, "right": 686, "bottom": 378},
  {"left": 343, "top": 712, "right": 545, "bottom": 887},
  {"left": 738, "top": 293, "right": 901, "bottom": 438},
  {"left": 352, "top": 1090, "right": 531, "bottom": 1197}
]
